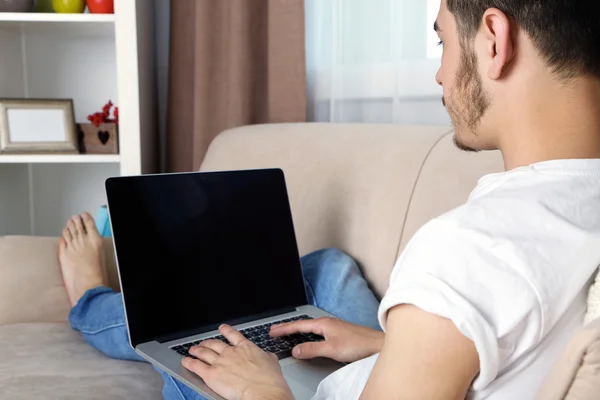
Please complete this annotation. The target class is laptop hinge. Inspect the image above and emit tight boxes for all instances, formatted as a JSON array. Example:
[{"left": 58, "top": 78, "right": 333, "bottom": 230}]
[{"left": 155, "top": 306, "right": 297, "bottom": 344}]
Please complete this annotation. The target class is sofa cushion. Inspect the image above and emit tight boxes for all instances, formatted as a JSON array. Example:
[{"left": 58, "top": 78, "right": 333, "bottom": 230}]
[
  {"left": 536, "top": 318, "right": 600, "bottom": 400},
  {"left": 0, "top": 236, "right": 71, "bottom": 325},
  {"left": 0, "top": 236, "right": 121, "bottom": 326},
  {"left": 0, "top": 323, "right": 163, "bottom": 399}
]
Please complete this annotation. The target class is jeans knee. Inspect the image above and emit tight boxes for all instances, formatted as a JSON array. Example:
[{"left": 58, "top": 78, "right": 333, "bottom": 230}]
[
  {"left": 322, "top": 248, "right": 354, "bottom": 263},
  {"left": 308, "top": 248, "right": 358, "bottom": 277}
]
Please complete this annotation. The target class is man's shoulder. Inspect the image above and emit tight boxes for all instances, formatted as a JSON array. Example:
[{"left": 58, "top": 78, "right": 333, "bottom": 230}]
[
  {"left": 433, "top": 178, "right": 596, "bottom": 237},
  {"left": 404, "top": 187, "right": 598, "bottom": 331},
  {"left": 421, "top": 195, "right": 523, "bottom": 240}
]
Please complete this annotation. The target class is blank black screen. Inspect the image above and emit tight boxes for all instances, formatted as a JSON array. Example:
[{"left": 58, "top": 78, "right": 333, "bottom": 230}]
[{"left": 105, "top": 169, "right": 307, "bottom": 347}]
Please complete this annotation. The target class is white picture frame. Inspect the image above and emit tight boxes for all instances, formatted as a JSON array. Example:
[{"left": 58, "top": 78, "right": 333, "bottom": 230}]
[{"left": 0, "top": 99, "right": 79, "bottom": 154}]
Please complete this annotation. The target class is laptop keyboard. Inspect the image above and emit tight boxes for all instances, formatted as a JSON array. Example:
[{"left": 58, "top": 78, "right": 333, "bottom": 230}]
[{"left": 170, "top": 315, "right": 324, "bottom": 360}]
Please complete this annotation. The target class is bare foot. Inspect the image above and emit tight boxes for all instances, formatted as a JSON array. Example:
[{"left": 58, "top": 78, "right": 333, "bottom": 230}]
[{"left": 58, "top": 212, "right": 108, "bottom": 307}]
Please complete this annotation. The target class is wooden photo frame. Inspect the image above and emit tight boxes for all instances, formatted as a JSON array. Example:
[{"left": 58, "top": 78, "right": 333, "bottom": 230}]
[{"left": 0, "top": 99, "right": 79, "bottom": 154}]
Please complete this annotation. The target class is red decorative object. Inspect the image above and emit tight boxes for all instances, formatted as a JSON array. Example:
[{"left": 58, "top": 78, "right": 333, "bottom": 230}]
[
  {"left": 88, "top": 100, "right": 119, "bottom": 127},
  {"left": 86, "top": 0, "right": 113, "bottom": 14},
  {"left": 102, "top": 100, "right": 112, "bottom": 118}
]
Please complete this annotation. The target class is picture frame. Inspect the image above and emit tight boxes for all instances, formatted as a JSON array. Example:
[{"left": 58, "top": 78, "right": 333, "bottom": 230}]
[{"left": 0, "top": 99, "right": 79, "bottom": 154}]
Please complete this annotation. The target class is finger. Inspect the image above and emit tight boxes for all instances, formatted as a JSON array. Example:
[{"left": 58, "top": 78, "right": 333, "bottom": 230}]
[
  {"left": 270, "top": 319, "right": 324, "bottom": 337},
  {"left": 189, "top": 346, "right": 219, "bottom": 365},
  {"left": 219, "top": 324, "right": 248, "bottom": 347},
  {"left": 67, "top": 219, "right": 77, "bottom": 238},
  {"left": 292, "top": 341, "right": 333, "bottom": 360},
  {"left": 182, "top": 356, "right": 210, "bottom": 377},
  {"left": 73, "top": 215, "right": 85, "bottom": 235},
  {"left": 199, "top": 339, "right": 229, "bottom": 355}
]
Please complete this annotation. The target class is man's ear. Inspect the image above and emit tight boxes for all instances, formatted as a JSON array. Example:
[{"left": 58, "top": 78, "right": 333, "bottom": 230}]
[{"left": 482, "top": 8, "right": 514, "bottom": 80}]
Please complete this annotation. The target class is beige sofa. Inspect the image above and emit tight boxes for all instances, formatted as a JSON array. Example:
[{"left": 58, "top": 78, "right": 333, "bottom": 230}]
[{"left": 0, "top": 124, "right": 598, "bottom": 399}]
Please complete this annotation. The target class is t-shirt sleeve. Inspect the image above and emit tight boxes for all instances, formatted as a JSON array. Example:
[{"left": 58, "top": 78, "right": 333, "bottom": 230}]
[{"left": 378, "top": 219, "right": 543, "bottom": 390}]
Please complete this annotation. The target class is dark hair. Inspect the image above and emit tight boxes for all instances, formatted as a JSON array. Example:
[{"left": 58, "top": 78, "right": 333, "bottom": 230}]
[{"left": 446, "top": 0, "right": 600, "bottom": 80}]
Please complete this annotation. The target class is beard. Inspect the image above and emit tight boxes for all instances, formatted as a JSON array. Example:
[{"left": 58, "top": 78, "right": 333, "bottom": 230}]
[{"left": 444, "top": 42, "right": 491, "bottom": 152}]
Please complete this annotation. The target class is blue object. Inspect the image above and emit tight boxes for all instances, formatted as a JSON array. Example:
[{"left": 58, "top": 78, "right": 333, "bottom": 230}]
[{"left": 96, "top": 205, "right": 112, "bottom": 237}]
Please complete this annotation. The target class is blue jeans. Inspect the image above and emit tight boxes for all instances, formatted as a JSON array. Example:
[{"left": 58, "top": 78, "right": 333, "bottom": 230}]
[{"left": 69, "top": 249, "right": 380, "bottom": 399}]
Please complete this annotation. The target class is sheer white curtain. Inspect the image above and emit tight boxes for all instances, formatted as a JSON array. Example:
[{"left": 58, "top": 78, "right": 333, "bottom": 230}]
[{"left": 305, "top": 0, "right": 450, "bottom": 125}]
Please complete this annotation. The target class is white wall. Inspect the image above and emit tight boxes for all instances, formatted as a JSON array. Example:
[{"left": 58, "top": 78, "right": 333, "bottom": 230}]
[
  {"left": 31, "top": 163, "right": 119, "bottom": 236},
  {"left": 0, "top": 164, "right": 31, "bottom": 235},
  {"left": 0, "top": 28, "right": 25, "bottom": 98},
  {"left": 25, "top": 33, "right": 117, "bottom": 121}
]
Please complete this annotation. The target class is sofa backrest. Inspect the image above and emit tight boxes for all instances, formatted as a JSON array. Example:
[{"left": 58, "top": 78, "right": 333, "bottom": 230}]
[
  {"left": 200, "top": 123, "right": 505, "bottom": 297},
  {"left": 0, "top": 123, "right": 505, "bottom": 324}
]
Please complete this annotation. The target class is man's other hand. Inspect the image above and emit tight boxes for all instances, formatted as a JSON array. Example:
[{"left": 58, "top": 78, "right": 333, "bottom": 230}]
[{"left": 270, "top": 317, "right": 384, "bottom": 363}]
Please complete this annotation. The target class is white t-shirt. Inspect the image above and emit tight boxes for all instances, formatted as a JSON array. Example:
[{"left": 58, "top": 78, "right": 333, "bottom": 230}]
[{"left": 314, "top": 159, "right": 600, "bottom": 399}]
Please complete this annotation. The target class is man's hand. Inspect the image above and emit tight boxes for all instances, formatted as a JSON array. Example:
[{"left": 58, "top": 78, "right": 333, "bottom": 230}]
[
  {"left": 183, "top": 325, "right": 293, "bottom": 400},
  {"left": 360, "top": 305, "right": 480, "bottom": 400},
  {"left": 270, "top": 317, "right": 384, "bottom": 363}
]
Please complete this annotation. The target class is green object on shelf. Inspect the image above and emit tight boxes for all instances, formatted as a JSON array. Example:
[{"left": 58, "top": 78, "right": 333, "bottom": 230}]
[
  {"left": 35, "top": 0, "right": 54, "bottom": 12},
  {"left": 52, "top": 0, "right": 85, "bottom": 13}
]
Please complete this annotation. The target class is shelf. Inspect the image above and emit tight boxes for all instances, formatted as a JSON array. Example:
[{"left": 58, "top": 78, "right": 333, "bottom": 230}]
[
  {"left": 0, "top": 154, "right": 120, "bottom": 164},
  {"left": 0, "top": 12, "right": 114, "bottom": 23},
  {"left": 0, "top": 12, "right": 114, "bottom": 38}
]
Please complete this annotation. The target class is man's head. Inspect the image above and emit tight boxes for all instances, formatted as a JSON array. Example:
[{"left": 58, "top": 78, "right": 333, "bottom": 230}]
[{"left": 435, "top": 0, "right": 600, "bottom": 152}]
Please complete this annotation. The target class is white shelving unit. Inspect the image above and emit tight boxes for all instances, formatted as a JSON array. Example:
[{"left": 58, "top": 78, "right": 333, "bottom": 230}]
[
  {"left": 0, "top": 154, "right": 121, "bottom": 163},
  {"left": 0, "top": 3, "right": 157, "bottom": 236},
  {"left": 0, "top": 11, "right": 114, "bottom": 20}
]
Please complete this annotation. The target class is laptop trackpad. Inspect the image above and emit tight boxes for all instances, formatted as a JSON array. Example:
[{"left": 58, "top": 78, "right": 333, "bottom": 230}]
[
  {"left": 285, "top": 378, "right": 316, "bottom": 400},
  {"left": 282, "top": 359, "right": 338, "bottom": 400}
]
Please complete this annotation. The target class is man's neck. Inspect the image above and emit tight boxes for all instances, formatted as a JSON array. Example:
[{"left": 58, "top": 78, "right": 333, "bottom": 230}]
[{"left": 498, "top": 76, "right": 600, "bottom": 171}]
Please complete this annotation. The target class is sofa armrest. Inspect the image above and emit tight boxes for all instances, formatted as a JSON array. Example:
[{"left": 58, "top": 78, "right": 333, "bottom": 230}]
[{"left": 0, "top": 236, "right": 119, "bottom": 326}]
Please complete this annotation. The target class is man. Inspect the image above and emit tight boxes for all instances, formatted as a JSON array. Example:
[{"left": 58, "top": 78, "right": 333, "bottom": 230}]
[{"left": 60, "top": 0, "right": 600, "bottom": 399}]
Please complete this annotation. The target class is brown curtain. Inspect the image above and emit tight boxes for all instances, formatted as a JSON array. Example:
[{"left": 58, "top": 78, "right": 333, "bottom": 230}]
[{"left": 167, "top": 0, "right": 307, "bottom": 172}]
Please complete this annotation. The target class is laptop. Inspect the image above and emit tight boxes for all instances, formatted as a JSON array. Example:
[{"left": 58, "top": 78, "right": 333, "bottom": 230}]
[{"left": 105, "top": 169, "right": 343, "bottom": 399}]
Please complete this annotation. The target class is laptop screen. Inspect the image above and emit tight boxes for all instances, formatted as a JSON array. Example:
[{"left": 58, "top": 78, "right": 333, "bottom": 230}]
[{"left": 106, "top": 169, "right": 308, "bottom": 347}]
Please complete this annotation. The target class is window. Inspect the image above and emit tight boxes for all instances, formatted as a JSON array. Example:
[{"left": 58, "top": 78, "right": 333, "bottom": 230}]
[
  {"left": 427, "top": 0, "right": 443, "bottom": 59},
  {"left": 305, "top": 0, "right": 449, "bottom": 124}
]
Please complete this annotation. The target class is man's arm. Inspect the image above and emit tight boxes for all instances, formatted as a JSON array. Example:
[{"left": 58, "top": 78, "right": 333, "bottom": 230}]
[{"left": 360, "top": 305, "right": 480, "bottom": 400}]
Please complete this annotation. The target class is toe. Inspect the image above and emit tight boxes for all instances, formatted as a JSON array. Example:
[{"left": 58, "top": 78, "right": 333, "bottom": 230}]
[
  {"left": 81, "top": 213, "right": 98, "bottom": 235},
  {"left": 63, "top": 227, "right": 72, "bottom": 243},
  {"left": 67, "top": 218, "right": 77, "bottom": 239},
  {"left": 58, "top": 237, "right": 66, "bottom": 253},
  {"left": 73, "top": 214, "right": 85, "bottom": 236}
]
